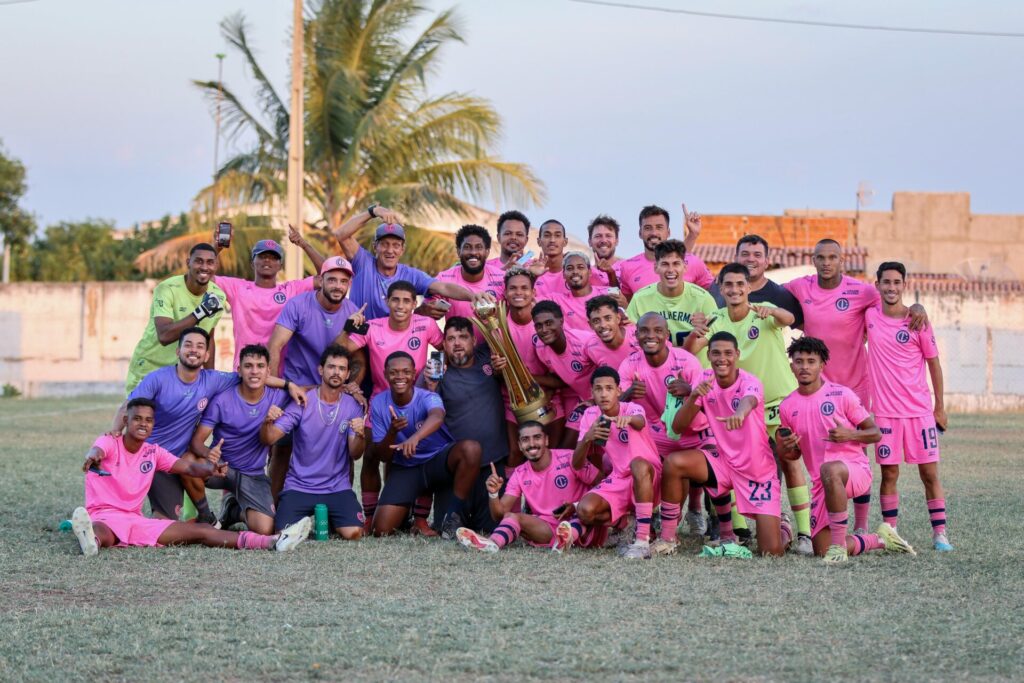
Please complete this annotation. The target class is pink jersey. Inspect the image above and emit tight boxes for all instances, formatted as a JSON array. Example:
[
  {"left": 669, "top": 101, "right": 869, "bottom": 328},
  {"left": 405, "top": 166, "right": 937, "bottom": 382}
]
[
  {"left": 584, "top": 324, "right": 640, "bottom": 371},
  {"left": 434, "top": 263, "right": 506, "bottom": 328},
  {"left": 549, "top": 285, "right": 615, "bottom": 332},
  {"left": 348, "top": 315, "right": 443, "bottom": 396},
  {"left": 619, "top": 347, "right": 708, "bottom": 434},
  {"left": 865, "top": 307, "right": 939, "bottom": 418},
  {"left": 784, "top": 275, "right": 880, "bottom": 401},
  {"left": 504, "top": 448, "right": 600, "bottom": 517},
  {"left": 779, "top": 381, "right": 871, "bottom": 485},
  {"left": 215, "top": 275, "right": 315, "bottom": 366},
  {"left": 615, "top": 252, "right": 715, "bottom": 298},
  {"left": 693, "top": 369, "right": 773, "bottom": 475},
  {"left": 534, "top": 270, "right": 565, "bottom": 301},
  {"left": 505, "top": 314, "right": 546, "bottom": 375},
  {"left": 84, "top": 434, "right": 179, "bottom": 515},
  {"left": 578, "top": 402, "right": 661, "bottom": 476},
  {"left": 535, "top": 327, "right": 597, "bottom": 402}
]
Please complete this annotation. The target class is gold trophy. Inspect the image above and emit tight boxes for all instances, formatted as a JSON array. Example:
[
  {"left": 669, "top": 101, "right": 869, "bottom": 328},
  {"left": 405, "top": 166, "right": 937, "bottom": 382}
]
[{"left": 471, "top": 299, "right": 556, "bottom": 425}]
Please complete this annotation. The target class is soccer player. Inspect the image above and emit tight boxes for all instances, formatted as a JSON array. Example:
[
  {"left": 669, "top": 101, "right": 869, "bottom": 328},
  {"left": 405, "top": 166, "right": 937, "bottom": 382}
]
[
  {"left": 125, "top": 243, "right": 226, "bottom": 392},
  {"left": 261, "top": 345, "right": 367, "bottom": 540},
  {"left": 867, "top": 262, "right": 952, "bottom": 551},
  {"left": 777, "top": 336, "right": 916, "bottom": 562},
  {"left": 455, "top": 421, "right": 601, "bottom": 552},
  {"left": 626, "top": 239, "right": 717, "bottom": 348},
  {"left": 687, "top": 263, "right": 813, "bottom": 554},
  {"left": 568, "top": 367, "right": 662, "bottom": 559},
  {"left": 433, "top": 224, "right": 506, "bottom": 328},
  {"left": 583, "top": 295, "right": 639, "bottom": 371},
  {"left": 663, "top": 332, "right": 792, "bottom": 557},
  {"left": 330, "top": 205, "right": 481, "bottom": 320},
  {"left": 531, "top": 300, "right": 598, "bottom": 444},
  {"left": 367, "top": 352, "right": 483, "bottom": 538},
  {"left": 422, "top": 317, "right": 511, "bottom": 534},
  {"left": 188, "top": 344, "right": 289, "bottom": 534},
  {"left": 214, "top": 226, "right": 326, "bottom": 367},
  {"left": 489, "top": 210, "right": 532, "bottom": 269},
  {"left": 615, "top": 203, "right": 712, "bottom": 299},
  {"left": 707, "top": 235, "right": 804, "bottom": 325},
  {"left": 530, "top": 219, "right": 572, "bottom": 299},
  {"left": 72, "top": 398, "right": 310, "bottom": 556},
  {"left": 586, "top": 214, "right": 623, "bottom": 287},
  {"left": 549, "top": 251, "right": 622, "bottom": 331}
]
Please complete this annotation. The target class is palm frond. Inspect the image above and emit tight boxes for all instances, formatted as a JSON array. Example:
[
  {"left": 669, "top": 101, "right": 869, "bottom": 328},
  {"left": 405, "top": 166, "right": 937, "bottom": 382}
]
[{"left": 220, "top": 12, "right": 291, "bottom": 142}]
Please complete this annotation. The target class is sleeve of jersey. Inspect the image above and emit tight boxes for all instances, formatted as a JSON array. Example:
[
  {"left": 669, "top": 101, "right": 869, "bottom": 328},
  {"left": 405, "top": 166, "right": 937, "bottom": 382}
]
[
  {"left": 503, "top": 467, "right": 523, "bottom": 499},
  {"left": 779, "top": 402, "right": 793, "bottom": 432},
  {"left": 743, "top": 381, "right": 764, "bottom": 408},
  {"left": 578, "top": 459, "right": 601, "bottom": 487},
  {"left": 275, "top": 298, "right": 301, "bottom": 332},
  {"left": 347, "top": 327, "right": 369, "bottom": 349},
  {"left": 155, "top": 446, "right": 180, "bottom": 472},
  {"left": 213, "top": 276, "right": 240, "bottom": 302},
  {"left": 273, "top": 401, "right": 303, "bottom": 436},
  {"left": 428, "top": 320, "right": 444, "bottom": 348},
  {"left": 865, "top": 286, "right": 882, "bottom": 309},
  {"left": 409, "top": 266, "right": 436, "bottom": 294},
  {"left": 351, "top": 246, "right": 374, "bottom": 275},
  {"left": 625, "top": 295, "right": 639, "bottom": 322},
  {"left": 286, "top": 277, "right": 316, "bottom": 296},
  {"left": 690, "top": 256, "right": 715, "bottom": 289},
  {"left": 617, "top": 356, "right": 633, "bottom": 390},
  {"left": 919, "top": 325, "right": 940, "bottom": 360},
  {"left": 91, "top": 435, "right": 116, "bottom": 463},
  {"left": 128, "top": 372, "right": 159, "bottom": 401},
  {"left": 199, "top": 394, "right": 222, "bottom": 428},
  {"left": 212, "top": 370, "right": 240, "bottom": 395},
  {"left": 425, "top": 392, "right": 446, "bottom": 415},
  {"left": 844, "top": 387, "right": 871, "bottom": 426},
  {"left": 576, "top": 409, "right": 595, "bottom": 439},
  {"left": 368, "top": 398, "right": 388, "bottom": 444},
  {"left": 151, "top": 281, "right": 175, "bottom": 319}
]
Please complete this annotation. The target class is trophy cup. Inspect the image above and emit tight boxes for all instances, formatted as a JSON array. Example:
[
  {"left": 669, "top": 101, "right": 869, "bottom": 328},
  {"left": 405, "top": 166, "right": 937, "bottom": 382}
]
[{"left": 471, "top": 299, "right": 556, "bottom": 425}]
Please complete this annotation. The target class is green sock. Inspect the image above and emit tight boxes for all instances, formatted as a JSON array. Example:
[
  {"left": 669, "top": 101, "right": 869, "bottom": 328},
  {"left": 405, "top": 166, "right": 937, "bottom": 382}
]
[
  {"left": 180, "top": 494, "right": 197, "bottom": 521},
  {"left": 730, "top": 491, "right": 748, "bottom": 531},
  {"left": 788, "top": 484, "right": 811, "bottom": 536}
]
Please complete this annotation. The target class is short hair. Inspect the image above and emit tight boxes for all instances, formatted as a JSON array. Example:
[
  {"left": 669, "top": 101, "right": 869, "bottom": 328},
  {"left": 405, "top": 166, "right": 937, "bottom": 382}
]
[
  {"left": 736, "top": 234, "right": 770, "bottom": 254},
  {"left": 319, "top": 344, "right": 351, "bottom": 367},
  {"left": 239, "top": 343, "right": 270, "bottom": 363},
  {"left": 497, "top": 210, "right": 530, "bottom": 236},
  {"left": 563, "top": 251, "right": 591, "bottom": 269},
  {"left": 385, "top": 350, "right": 415, "bottom": 369},
  {"left": 876, "top": 261, "right": 907, "bottom": 281},
  {"left": 444, "top": 316, "right": 474, "bottom": 337},
  {"left": 639, "top": 205, "right": 670, "bottom": 226},
  {"left": 504, "top": 266, "right": 536, "bottom": 287},
  {"left": 126, "top": 397, "right": 157, "bottom": 413},
  {"left": 455, "top": 224, "right": 491, "bottom": 251},
  {"left": 539, "top": 219, "right": 565, "bottom": 235},
  {"left": 189, "top": 242, "right": 217, "bottom": 258},
  {"left": 787, "top": 336, "right": 830, "bottom": 362},
  {"left": 517, "top": 420, "right": 545, "bottom": 434},
  {"left": 531, "top": 300, "right": 564, "bottom": 320},
  {"left": 387, "top": 280, "right": 417, "bottom": 299},
  {"left": 178, "top": 326, "right": 210, "bottom": 347},
  {"left": 708, "top": 331, "right": 738, "bottom": 350},
  {"left": 815, "top": 238, "right": 842, "bottom": 250},
  {"left": 654, "top": 239, "right": 687, "bottom": 263},
  {"left": 717, "top": 262, "right": 751, "bottom": 284},
  {"left": 590, "top": 365, "right": 620, "bottom": 385},
  {"left": 585, "top": 295, "right": 619, "bottom": 318},
  {"left": 587, "top": 214, "right": 620, "bottom": 238}
]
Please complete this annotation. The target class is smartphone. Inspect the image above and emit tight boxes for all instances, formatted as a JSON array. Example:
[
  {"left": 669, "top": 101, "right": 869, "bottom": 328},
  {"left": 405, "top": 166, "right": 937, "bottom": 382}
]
[
  {"left": 433, "top": 299, "right": 452, "bottom": 312},
  {"left": 705, "top": 315, "right": 718, "bottom": 327},
  {"left": 607, "top": 287, "right": 621, "bottom": 297},
  {"left": 776, "top": 428, "right": 792, "bottom": 439},
  {"left": 515, "top": 250, "right": 535, "bottom": 266},
  {"left": 88, "top": 465, "right": 112, "bottom": 477},
  {"left": 427, "top": 350, "right": 445, "bottom": 380},
  {"left": 594, "top": 416, "right": 611, "bottom": 447},
  {"left": 551, "top": 503, "right": 569, "bottom": 517},
  {"left": 216, "top": 221, "right": 232, "bottom": 248}
]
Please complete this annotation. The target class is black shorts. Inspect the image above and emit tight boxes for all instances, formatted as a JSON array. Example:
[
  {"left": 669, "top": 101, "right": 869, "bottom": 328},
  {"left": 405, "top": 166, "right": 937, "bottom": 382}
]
[
  {"left": 275, "top": 489, "right": 362, "bottom": 532},
  {"left": 147, "top": 471, "right": 184, "bottom": 519},
  {"left": 207, "top": 469, "right": 274, "bottom": 518},
  {"left": 378, "top": 444, "right": 456, "bottom": 508}
]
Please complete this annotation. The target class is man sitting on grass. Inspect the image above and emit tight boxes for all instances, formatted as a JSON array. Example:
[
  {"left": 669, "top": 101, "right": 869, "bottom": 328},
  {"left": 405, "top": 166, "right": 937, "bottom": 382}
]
[{"left": 71, "top": 398, "right": 311, "bottom": 556}]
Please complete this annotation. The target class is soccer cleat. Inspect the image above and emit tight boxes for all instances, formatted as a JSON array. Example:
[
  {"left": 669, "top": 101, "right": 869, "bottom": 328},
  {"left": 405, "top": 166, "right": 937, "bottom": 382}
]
[
  {"left": 620, "top": 540, "right": 652, "bottom": 560},
  {"left": 721, "top": 542, "right": 753, "bottom": 559},
  {"left": 411, "top": 517, "right": 439, "bottom": 538},
  {"left": 275, "top": 516, "right": 312, "bottom": 552},
  {"left": 440, "top": 511, "right": 464, "bottom": 540},
  {"left": 933, "top": 533, "right": 954, "bottom": 552},
  {"left": 735, "top": 527, "right": 753, "bottom": 547},
  {"left": 605, "top": 515, "right": 635, "bottom": 549},
  {"left": 456, "top": 527, "right": 498, "bottom": 553},
  {"left": 876, "top": 523, "right": 916, "bottom": 556},
  {"left": 551, "top": 521, "right": 574, "bottom": 554},
  {"left": 792, "top": 534, "right": 814, "bottom": 556},
  {"left": 71, "top": 507, "right": 98, "bottom": 557},
  {"left": 650, "top": 537, "right": 679, "bottom": 556},
  {"left": 822, "top": 544, "right": 849, "bottom": 564},
  {"left": 196, "top": 510, "right": 218, "bottom": 526},
  {"left": 685, "top": 510, "right": 707, "bottom": 537}
]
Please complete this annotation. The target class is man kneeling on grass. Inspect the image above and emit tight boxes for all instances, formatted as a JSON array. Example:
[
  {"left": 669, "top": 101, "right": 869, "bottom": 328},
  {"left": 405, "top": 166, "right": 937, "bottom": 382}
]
[
  {"left": 456, "top": 421, "right": 602, "bottom": 553},
  {"left": 72, "top": 398, "right": 311, "bottom": 556}
]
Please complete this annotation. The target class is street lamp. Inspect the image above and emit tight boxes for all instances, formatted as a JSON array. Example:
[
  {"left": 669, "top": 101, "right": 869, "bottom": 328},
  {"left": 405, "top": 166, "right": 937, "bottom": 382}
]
[{"left": 212, "top": 52, "right": 226, "bottom": 220}]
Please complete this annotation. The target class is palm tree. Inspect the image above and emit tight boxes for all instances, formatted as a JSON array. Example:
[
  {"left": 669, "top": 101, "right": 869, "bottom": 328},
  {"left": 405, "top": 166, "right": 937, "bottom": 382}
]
[{"left": 135, "top": 0, "right": 545, "bottom": 277}]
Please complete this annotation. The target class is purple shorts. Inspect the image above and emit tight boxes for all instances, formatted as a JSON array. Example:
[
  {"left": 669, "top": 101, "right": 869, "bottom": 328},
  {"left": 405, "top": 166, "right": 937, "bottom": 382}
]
[
  {"left": 809, "top": 459, "right": 873, "bottom": 537},
  {"left": 875, "top": 415, "right": 941, "bottom": 465}
]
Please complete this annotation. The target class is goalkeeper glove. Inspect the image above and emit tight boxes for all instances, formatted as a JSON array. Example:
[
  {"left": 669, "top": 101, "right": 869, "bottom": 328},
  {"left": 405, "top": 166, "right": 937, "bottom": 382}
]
[{"left": 192, "top": 292, "right": 222, "bottom": 321}]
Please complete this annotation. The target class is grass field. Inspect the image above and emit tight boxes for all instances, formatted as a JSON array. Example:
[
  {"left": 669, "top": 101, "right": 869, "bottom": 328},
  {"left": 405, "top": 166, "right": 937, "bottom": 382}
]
[{"left": 1, "top": 396, "right": 1021, "bottom": 682}]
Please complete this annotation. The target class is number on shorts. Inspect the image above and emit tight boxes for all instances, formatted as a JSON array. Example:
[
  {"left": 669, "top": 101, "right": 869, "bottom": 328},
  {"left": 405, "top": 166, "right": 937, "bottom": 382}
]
[
  {"left": 749, "top": 479, "right": 772, "bottom": 502},
  {"left": 921, "top": 427, "right": 938, "bottom": 450}
]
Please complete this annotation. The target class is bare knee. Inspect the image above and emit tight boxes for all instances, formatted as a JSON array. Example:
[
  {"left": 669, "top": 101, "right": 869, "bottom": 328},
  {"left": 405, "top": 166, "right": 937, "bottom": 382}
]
[
  {"left": 881, "top": 465, "right": 900, "bottom": 485},
  {"left": 337, "top": 527, "right": 363, "bottom": 541},
  {"left": 576, "top": 499, "right": 600, "bottom": 526},
  {"left": 453, "top": 440, "right": 482, "bottom": 469},
  {"left": 820, "top": 461, "right": 846, "bottom": 487},
  {"left": 630, "top": 458, "right": 654, "bottom": 482}
]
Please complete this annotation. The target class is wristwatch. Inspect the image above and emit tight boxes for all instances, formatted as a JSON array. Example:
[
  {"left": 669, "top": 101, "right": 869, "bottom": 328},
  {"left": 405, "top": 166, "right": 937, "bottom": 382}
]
[{"left": 367, "top": 204, "right": 378, "bottom": 218}]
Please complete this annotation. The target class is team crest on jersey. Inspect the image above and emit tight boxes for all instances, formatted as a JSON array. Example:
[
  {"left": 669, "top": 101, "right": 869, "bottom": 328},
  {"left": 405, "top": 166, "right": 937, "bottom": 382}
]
[
  {"left": 197, "top": 398, "right": 208, "bottom": 411},
  {"left": 408, "top": 337, "right": 422, "bottom": 350},
  {"left": 486, "top": 289, "right": 498, "bottom": 298},
  {"left": 747, "top": 327, "right": 760, "bottom": 340},
  {"left": 820, "top": 401, "right": 836, "bottom": 416},
  {"left": 835, "top": 298, "right": 850, "bottom": 312},
  {"left": 896, "top": 330, "right": 911, "bottom": 344},
  {"left": 274, "top": 292, "right": 287, "bottom": 304},
  {"left": 482, "top": 364, "right": 493, "bottom": 376},
  {"left": 570, "top": 360, "right": 584, "bottom": 373},
  {"left": 532, "top": 334, "right": 540, "bottom": 345},
  {"left": 730, "top": 397, "right": 740, "bottom": 410},
  {"left": 877, "top": 445, "right": 892, "bottom": 459},
  {"left": 140, "top": 460, "right": 154, "bottom": 474},
  {"left": 568, "top": 407, "right": 584, "bottom": 422},
  {"left": 415, "top": 421, "right": 425, "bottom": 430},
  {"left": 664, "top": 375, "right": 675, "bottom": 387},
  {"left": 554, "top": 474, "right": 569, "bottom": 489},
  {"left": 617, "top": 430, "right": 629, "bottom": 444}
]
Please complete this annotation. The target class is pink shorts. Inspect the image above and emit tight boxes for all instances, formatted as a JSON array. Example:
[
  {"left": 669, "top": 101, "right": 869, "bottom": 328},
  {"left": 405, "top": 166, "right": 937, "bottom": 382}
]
[
  {"left": 91, "top": 509, "right": 175, "bottom": 547},
  {"left": 587, "top": 468, "right": 662, "bottom": 525},
  {"left": 702, "top": 446, "right": 781, "bottom": 518},
  {"left": 809, "top": 459, "right": 873, "bottom": 537},
  {"left": 875, "top": 415, "right": 941, "bottom": 465}
]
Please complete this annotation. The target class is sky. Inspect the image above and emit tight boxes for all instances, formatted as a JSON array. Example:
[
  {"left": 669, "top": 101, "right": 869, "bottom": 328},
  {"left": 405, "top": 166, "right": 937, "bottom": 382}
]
[{"left": 2, "top": 0, "right": 1022, "bottom": 255}]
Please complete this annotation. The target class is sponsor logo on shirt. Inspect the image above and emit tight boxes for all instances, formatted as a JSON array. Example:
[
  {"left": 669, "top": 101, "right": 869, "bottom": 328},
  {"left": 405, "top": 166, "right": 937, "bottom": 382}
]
[
  {"left": 408, "top": 337, "right": 422, "bottom": 350},
  {"left": 554, "top": 474, "right": 569, "bottom": 489},
  {"left": 879, "top": 426, "right": 892, "bottom": 435},
  {"left": 140, "top": 460, "right": 154, "bottom": 473},
  {"left": 896, "top": 329, "right": 911, "bottom": 344},
  {"left": 820, "top": 401, "right": 836, "bottom": 416},
  {"left": 747, "top": 326, "right": 760, "bottom": 340},
  {"left": 274, "top": 292, "right": 287, "bottom": 304},
  {"left": 835, "top": 298, "right": 850, "bottom": 312}
]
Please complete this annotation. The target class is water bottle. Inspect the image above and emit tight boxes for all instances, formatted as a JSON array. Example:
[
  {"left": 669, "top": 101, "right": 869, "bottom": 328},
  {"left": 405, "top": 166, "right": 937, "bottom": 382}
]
[{"left": 314, "top": 504, "right": 329, "bottom": 541}]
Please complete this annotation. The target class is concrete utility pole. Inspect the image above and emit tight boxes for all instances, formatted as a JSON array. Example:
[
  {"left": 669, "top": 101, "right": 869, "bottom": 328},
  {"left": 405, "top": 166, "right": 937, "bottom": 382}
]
[
  {"left": 212, "top": 52, "right": 226, "bottom": 218},
  {"left": 285, "top": 0, "right": 305, "bottom": 280}
]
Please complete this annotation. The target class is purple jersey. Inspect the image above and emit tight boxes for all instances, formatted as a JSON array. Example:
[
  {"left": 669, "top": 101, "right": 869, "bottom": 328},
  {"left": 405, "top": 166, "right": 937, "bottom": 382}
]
[
  {"left": 368, "top": 388, "right": 453, "bottom": 468},
  {"left": 276, "top": 291, "right": 357, "bottom": 386},
  {"left": 348, "top": 246, "right": 436, "bottom": 320},
  {"left": 274, "top": 388, "right": 364, "bottom": 494},
  {"left": 129, "top": 365, "right": 238, "bottom": 456},
  {"left": 200, "top": 386, "right": 289, "bottom": 475}
]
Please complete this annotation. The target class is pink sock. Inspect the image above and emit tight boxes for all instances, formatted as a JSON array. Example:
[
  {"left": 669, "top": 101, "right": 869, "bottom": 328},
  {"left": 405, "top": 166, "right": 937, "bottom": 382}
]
[
  {"left": 491, "top": 517, "right": 521, "bottom": 548},
  {"left": 713, "top": 495, "right": 734, "bottom": 541},
  {"left": 659, "top": 502, "right": 681, "bottom": 541},
  {"left": 236, "top": 530, "right": 273, "bottom": 551},
  {"left": 688, "top": 486, "right": 703, "bottom": 512},
  {"left": 635, "top": 502, "right": 653, "bottom": 542},
  {"left": 880, "top": 493, "right": 899, "bottom": 529},
  {"left": 927, "top": 498, "right": 946, "bottom": 535},
  {"left": 852, "top": 494, "right": 870, "bottom": 531},
  {"left": 780, "top": 516, "right": 793, "bottom": 548},
  {"left": 413, "top": 495, "right": 432, "bottom": 520},
  {"left": 849, "top": 533, "right": 885, "bottom": 555},
  {"left": 828, "top": 511, "right": 848, "bottom": 549},
  {"left": 570, "top": 519, "right": 585, "bottom": 544},
  {"left": 361, "top": 491, "right": 378, "bottom": 521}
]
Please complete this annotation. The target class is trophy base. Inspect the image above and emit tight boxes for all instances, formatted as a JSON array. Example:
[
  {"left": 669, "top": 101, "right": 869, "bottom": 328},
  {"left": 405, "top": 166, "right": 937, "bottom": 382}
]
[{"left": 512, "top": 395, "right": 557, "bottom": 426}]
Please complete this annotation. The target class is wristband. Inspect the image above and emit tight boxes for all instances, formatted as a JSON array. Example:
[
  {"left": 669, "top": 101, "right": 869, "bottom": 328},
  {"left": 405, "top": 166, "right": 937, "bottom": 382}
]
[
  {"left": 367, "top": 204, "right": 377, "bottom": 218},
  {"left": 284, "top": 380, "right": 291, "bottom": 392},
  {"left": 488, "top": 492, "right": 499, "bottom": 499}
]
